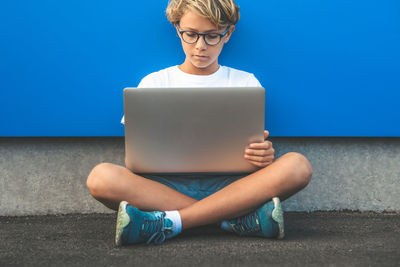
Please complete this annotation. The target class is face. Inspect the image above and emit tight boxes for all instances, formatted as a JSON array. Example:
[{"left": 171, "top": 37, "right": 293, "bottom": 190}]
[{"left": 176, "top": 10, "right": 234, "bottom": 75}]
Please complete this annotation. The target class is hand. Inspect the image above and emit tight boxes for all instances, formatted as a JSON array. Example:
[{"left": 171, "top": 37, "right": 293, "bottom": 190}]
[{"left": 244, "top": 130, "right": 275, "bottom": 168}]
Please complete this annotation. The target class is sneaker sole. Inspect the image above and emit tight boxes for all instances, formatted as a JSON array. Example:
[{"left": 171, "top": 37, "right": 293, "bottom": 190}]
[
  {"left": 271, "top": 197, "right": 285, "bottom": 239},
  {"left": 115, "top": 201, "right": 131, "bottom": 246}
]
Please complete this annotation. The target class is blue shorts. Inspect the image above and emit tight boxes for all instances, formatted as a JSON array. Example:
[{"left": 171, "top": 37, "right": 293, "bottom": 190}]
[{"left": 140, "top": 173, "right": 249, "bottom": 200}]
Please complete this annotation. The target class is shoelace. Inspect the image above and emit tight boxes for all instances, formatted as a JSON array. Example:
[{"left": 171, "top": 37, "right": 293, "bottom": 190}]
[
  {"left": 140, "top": 212, "right": 171, "bottom": 245},
  {"left": 233, "top": 212, "right": 261, "bottom": 234}
]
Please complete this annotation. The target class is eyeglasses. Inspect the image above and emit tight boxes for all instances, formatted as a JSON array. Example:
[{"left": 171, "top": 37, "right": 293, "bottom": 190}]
[{"left": 177, "top": 24, "right": 230, "bottom": 46}]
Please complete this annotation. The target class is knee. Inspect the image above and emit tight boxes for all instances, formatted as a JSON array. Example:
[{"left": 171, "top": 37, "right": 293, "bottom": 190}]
[
  {"left": 86, "top": 162, "right": 115, "bottom": 199},
  {"left": 283, "top": 152, "right": 313, "bottom": 188}
]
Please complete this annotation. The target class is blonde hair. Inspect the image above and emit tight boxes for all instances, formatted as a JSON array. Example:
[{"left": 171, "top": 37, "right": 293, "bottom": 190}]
[{"left": 166, "top": 0, "right": 240, "bottom": 28}]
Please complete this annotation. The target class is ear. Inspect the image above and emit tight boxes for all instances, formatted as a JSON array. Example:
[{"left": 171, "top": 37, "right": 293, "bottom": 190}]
[
  {"left": 223, "top": 25, "right": 235, "bottom": 43},
  {"left": 174, "top": 23, "right": 181, "bottom": 38}
]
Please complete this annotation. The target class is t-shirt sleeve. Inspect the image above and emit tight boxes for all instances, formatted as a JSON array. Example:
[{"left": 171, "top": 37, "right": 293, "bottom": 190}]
[
  {"left": 121, "top": 73, "right": 159, "bottom": 125},
  {"left": 137, "top": 73, "right": 159, "bottom": 88},
  {"left": 246, "top": 74, "right": 263, "bottom": 87}
]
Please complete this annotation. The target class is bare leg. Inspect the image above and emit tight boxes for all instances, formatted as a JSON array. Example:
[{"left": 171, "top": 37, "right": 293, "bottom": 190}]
[
  {"left": 87, "top": 152, "right": 312, "bottom": 230},
  {"left": 86, "top": 163, "right": 197, "bottom": 211},
  {"left": 179, "top": 152, "right": 313, "bottom": 229}
]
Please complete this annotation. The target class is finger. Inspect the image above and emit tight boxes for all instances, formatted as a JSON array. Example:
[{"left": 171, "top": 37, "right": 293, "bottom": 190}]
[
  {"left": 246, "top": 159, "right": 272, "bottom": 168},
  {"left": 245, "top": 148, "right": 274, "bottom": 157},
  {"left": 244, "top": 154, "right": 274, "bottom": 163},
  {"left": 249, "top": 141, "right": 272, "bottom": 150},
  {"left": 245, "top": 151, "right": 275, "bottom": 161},
  {"left": 264, "top": 130, "right": 269, "bottom": 140}
]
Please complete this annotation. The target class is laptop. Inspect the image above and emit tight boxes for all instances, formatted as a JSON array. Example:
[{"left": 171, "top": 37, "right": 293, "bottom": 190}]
[{"left": 123, "top": 87, "right": 265, "bottom": 175}]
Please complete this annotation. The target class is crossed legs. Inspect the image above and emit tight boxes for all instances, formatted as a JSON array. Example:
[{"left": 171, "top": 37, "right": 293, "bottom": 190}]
[{"left": 87, "top": 152, "right": 312, "bottom": 230}]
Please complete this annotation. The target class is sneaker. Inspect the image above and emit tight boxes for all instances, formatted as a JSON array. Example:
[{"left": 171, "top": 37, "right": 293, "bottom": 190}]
[
  {"left": 228, "top": 197, "right": 284, "bottom": 239},
  {"left": 115, "top": 201, "right": 173, "bottom": 246}
]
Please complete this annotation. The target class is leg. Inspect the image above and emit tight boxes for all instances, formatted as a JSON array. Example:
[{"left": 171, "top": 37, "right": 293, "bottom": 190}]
[
  {"left": 179, "top": 152, "right": 313, "bottom": 229},
  {"left": 86, "top": 163, "right": 197, "bottom": 211}
]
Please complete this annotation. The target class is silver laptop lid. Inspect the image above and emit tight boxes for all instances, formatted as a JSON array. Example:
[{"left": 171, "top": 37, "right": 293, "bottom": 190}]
[{"left": 123, "top": 87, "right": 265, "bottom": 175}]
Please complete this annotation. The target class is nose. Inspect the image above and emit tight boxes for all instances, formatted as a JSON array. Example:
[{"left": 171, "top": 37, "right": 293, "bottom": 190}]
[{"left": 195, "top": 35, "right": 207, "bottom": 50}]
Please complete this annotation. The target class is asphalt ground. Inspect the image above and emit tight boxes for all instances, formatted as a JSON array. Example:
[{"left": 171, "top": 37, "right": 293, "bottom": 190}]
[{"left": 1, "top": 212, "right": 399, "bottom": 267}]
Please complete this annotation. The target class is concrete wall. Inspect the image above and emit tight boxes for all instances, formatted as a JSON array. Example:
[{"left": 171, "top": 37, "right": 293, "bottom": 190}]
[{"left": 1, "top": 137, "right": 399, "bottom": 216}]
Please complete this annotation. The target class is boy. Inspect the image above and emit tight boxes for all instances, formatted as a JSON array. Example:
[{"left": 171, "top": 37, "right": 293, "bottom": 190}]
[{"left": 87, "top": 0, "right": 313, "bottom": 246}]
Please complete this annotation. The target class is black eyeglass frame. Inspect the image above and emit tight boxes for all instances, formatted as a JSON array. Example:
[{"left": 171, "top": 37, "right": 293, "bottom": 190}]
[{"left": 176, "top": 23, "right": 231, "bottom": 46}]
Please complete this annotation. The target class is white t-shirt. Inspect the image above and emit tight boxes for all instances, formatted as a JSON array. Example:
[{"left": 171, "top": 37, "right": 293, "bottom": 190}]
[{"left": 121, "top": 65, "right": 262, "bottom": 124}]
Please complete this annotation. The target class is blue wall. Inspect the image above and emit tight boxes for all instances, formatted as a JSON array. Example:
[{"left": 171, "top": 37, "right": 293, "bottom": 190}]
[{"left": 1, "top": 0, "right": 399, "bottom": 137}]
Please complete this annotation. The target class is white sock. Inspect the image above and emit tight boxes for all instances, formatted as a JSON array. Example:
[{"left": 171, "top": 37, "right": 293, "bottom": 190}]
[
  {"left": 220, "top": 220, "right": 233, "bottom": 232},
  {"left": 164, "top": 210, "right": 182, "bottom": 238}
]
